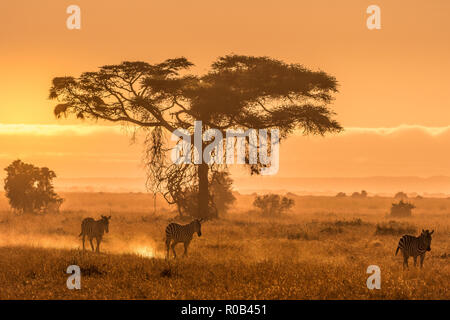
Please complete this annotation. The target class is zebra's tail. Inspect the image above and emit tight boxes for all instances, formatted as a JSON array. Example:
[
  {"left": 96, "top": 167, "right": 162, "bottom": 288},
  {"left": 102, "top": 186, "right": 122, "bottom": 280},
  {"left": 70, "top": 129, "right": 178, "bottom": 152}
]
[
  {"left": 79, "top": 230, "right": 83, "bottom": 237},
  {"left": 395, "top": 246, "right": 400, "bottom": 255}
]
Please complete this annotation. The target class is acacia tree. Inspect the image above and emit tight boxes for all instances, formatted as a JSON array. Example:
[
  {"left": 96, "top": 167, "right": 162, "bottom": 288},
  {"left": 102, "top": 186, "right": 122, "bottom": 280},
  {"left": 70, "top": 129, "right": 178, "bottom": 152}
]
[{"left": 49, "top": 55, "right": 342, "bottom": 218}]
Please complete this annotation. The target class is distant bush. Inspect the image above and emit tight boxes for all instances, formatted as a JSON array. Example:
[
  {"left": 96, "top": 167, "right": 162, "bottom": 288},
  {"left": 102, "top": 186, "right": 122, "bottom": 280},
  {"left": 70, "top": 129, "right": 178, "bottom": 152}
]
[
  {"left": 351, "top": 190, "right": 368, "bottom": 198},
  {"left": 390, "top": 200, "right": 415, "bottom": 217},
  {"left": 333, "top": 218, "right": 364, "bottom": 227},
  {"left": 319, "top": 219, "right": 365, "bottom": 228},
  {"left": 375, "top": 220, "right": 416, "bottom": 236},
  {"left": 394, "top": 191, "right": 408, "bottom": 199},
  {"left": 336, "top": 192, "right": 346, "bottom": 197},
  {"left": 253, "top": 194, "right": 294, "bottom": 216},
  {"left": 287, "top": 231, "right": 318, "bottom": 241},
  {"left": 320, "top": 226, "right": 343, "bottom": 234}
]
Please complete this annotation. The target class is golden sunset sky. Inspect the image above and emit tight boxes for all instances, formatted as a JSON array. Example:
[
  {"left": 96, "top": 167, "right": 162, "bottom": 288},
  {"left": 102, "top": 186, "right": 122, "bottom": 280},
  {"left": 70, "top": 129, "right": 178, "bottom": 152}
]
[{"left": 1, "top": 0, "right": 449, "bottom": 190}]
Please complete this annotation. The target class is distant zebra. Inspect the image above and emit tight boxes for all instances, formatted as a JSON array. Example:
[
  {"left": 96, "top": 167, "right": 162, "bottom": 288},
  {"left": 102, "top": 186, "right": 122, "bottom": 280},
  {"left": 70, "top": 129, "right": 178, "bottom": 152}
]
[
  {"left": 165, "top": 219, "right": 203, "bottom": 259},
  {"left": 79, "top": 215, "right": 111, "bottom": 253},
  {"left": 395, "top": 229, "right": 434, "bottom": 269}
]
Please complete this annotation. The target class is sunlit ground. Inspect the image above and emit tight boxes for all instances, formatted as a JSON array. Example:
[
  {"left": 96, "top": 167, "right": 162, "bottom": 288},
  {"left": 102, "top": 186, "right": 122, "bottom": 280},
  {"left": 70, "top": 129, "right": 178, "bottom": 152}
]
[
  {"left": 0, "top": 193, "right": 449, "bottom": 299},
  {"left": 134, "top": 246, "right": 156, "bottom": 258}
]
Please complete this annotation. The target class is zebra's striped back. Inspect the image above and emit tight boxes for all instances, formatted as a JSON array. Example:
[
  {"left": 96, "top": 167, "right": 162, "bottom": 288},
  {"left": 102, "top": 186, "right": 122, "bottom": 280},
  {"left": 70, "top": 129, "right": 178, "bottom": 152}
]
[
  {"left": 396, "top": 229, "right": 434, "bottom": 257},
  {"left": 165, "top": 220, "right": 202, "bottom": 243}
]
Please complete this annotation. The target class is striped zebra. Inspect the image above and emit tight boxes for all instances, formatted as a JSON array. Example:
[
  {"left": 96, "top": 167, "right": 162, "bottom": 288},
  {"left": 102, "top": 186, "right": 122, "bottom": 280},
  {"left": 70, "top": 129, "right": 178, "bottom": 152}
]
[
  {"left": 79, "top": 215, "right": 111, "bottom": 253},
  {"left": 165, "top": 219, "right": 203, "bottom": 259},
  {"left": 395, "top": 229, "right": 434, "bottom": 269}
]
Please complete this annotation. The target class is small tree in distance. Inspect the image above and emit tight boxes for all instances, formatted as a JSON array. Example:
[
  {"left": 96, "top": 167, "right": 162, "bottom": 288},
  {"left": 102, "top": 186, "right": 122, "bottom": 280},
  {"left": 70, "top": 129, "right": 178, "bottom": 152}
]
[
  {"left": 253, "top": 194, "right": 294, "bottom": 216},
  {"left": 394, "top": 191, "right": 408, "bottom": 199},
  {"left": 4, "top": 160, "right": 63, "bottom": 214},
  {"left": 352, "top": 190, "right": 368, "bottom": 198},
  {"left": 390, "top": 200, "right": 415, "bottom": 217}
]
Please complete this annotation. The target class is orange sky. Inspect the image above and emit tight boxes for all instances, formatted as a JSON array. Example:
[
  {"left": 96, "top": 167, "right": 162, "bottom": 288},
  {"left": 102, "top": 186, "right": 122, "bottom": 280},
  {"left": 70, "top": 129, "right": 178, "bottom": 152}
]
[{"left": 1, "top": 0, "right": 450, "bottom": 184}]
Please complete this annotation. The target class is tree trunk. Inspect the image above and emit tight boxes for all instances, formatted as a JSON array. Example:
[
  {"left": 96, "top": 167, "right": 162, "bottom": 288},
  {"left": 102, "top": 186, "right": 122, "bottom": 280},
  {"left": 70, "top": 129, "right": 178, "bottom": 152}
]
[{"left": 197, "top": 162, "right": 209, "bottom": 219}]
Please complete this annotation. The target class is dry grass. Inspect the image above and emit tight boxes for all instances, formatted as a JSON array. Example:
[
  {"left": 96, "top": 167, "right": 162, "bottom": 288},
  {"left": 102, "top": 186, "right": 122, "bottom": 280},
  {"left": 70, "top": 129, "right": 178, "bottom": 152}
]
[{"left": 0, "top": 192, "right": 449, "bottom": 299}]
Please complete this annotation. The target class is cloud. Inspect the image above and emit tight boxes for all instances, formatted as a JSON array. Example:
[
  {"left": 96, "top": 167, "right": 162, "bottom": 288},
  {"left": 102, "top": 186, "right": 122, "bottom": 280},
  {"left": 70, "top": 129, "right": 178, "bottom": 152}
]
[
  {"left": 0, "top": 124, "right": 124, "bottom": 136},
  {"left": 343, "top": 124, "right": 450, "bottom": 136},
  {"left": 1, "top": 123, "right": 449, "bottom": 138},
  {"left": 0, "top": 123, "right": 449, "bottom": 179}
]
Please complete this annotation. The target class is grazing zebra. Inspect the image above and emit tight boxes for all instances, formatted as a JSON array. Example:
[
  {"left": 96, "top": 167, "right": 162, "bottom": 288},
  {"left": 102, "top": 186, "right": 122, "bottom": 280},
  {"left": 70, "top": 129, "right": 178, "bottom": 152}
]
[
  {"left": 395, "top": 229, "right": 434, "bottom": 269},
  {"left": 79, "top": 215, "right": 111, "bottom": 253},
  {"left": 165, "top": 219, "right": 203, "bottom": 259}
]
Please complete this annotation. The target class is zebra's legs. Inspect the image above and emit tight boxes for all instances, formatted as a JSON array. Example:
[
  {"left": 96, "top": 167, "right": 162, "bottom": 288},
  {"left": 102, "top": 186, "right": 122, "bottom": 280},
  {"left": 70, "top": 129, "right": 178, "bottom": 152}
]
[
  {"left": 165, "top": 238, "right": 171, "bottom": 259},
  {"left": 183, "top": 242, "right": 189, "bottom": 256},
  {"left": 413, "top": 256, "right": 417, "bottom": 267},
  {"left": 403, "top": 252, "right": 409, "bottom": 270},
  {"left": 96, "top": 237, "right": 101, "bottom": 253},
  {"left": 89, "top": 237, "right": 95, "bottom": 252},
  {"left": 82, "top": 234, "right": 86, "bottom": 251},
  {"left": 420, "top": 253, "right": 425, "bottom": 268},
  {"left": 171, "top": 242, "right": 177, "bottom": 258}
]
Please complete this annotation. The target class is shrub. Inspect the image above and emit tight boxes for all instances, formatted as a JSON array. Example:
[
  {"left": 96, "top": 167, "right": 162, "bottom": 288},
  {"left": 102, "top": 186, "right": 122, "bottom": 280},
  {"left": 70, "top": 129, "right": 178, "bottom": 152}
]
[
  {"left": 351, "top": 190, "right": 368, "bottom": 198},
  {"left": 253, "top": 194, "right": 294, "bottom": 216},
  {"left": 394, "top": 191, "right": 408, "bottom": 199},
  {"left": 333, "top": 218, "right": 364, "bottom": 227},
  {"left": 320, "top": 226, "right": 343, "bottom": 234},
  {"left": 287, "top": 231, "right": 317, "bottom": 240},
  {"left": 390, "top": 200, "right": 415, "bottom": 217},
  {"left": 375, "top": 221, "right": 416, "bottom": 235}
]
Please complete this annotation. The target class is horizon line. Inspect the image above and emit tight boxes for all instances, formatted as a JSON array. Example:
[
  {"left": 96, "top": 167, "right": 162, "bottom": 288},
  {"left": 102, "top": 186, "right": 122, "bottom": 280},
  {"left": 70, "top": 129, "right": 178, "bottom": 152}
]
[{"left": 0, "top": 123, "right": 449, "bottom": 136}]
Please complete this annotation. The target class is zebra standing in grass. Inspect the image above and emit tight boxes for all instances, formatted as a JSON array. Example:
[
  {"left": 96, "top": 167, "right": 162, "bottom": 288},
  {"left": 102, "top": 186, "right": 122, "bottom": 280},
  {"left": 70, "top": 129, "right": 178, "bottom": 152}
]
[
  {"left": 79, "top": 215, "right": 111, "bottom": 253},
  {"left": 165, "top": 219, "right": 203, "bottom": 259},
  {"left": 395, "top": 229, "right": 434, "bottom": 269}
]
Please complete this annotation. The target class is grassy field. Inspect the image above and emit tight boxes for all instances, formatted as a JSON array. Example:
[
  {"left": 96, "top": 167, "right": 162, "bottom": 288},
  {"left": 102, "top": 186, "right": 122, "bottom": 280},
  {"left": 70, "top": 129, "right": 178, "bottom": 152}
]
[{"left": 0, "top": 192, "right": 449, "bottom": 299}]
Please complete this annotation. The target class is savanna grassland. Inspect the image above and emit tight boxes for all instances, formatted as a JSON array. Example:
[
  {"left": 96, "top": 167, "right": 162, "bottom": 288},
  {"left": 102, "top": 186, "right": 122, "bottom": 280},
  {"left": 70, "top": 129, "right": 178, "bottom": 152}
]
[{"left": 0, "top": 192, "right": 449, "bottom": 299}]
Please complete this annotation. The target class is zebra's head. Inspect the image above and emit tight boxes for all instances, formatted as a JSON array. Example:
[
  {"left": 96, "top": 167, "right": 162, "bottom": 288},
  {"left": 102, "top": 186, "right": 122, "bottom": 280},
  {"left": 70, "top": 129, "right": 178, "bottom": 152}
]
[
  {"left": 101, "top": 215, "right": 111, "bottom": 233},
  {"left": 194, "top": 218, "right": 203, "bottom": 237},
  {"left": 421, "top": 229, "right": 434, "bottom": 251}
]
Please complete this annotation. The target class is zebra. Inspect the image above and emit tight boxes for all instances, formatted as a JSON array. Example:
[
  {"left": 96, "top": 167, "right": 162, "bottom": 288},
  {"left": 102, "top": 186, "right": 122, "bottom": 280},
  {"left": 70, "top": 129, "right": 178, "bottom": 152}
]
[
  {"left": 165, "top": 219, "right": 203, "bottom": 259},
  {"left": 79, "top": 215, "right": 111, "bottom": 253},
  {"left": 395, "top": 229, "right": 434, "bottom": 269}
]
